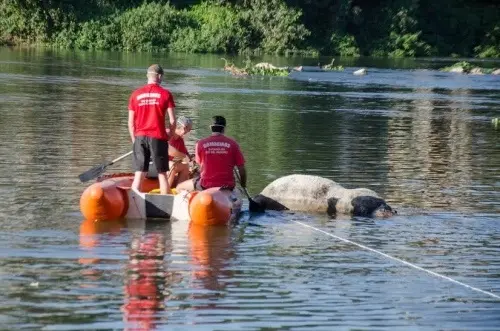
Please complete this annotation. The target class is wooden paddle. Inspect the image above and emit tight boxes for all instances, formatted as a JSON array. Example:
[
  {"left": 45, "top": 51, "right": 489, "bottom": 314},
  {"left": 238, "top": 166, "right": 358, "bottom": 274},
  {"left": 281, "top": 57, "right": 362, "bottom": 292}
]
[
  {"left": 78, "top": 151, "right": 133, "bottom": 183},
  {"left": 233, "top": 168, "right": 265, "bottom": 213}
]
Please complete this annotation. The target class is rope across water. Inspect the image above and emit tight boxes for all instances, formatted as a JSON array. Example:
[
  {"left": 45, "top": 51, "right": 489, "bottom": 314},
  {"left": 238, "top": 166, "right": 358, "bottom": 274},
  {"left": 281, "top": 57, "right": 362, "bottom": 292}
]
[{"left": 289, "top": 219, "right": 500, "bottom": 301}]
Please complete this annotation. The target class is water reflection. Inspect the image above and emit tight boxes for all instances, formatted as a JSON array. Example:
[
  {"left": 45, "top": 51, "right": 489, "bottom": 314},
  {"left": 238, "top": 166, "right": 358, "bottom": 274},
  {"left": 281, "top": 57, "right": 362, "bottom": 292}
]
[
  {"left": 385, "top": 87, "right": 484, "bottom": 212},
  {"left": 79, "top": 219, "right": 126, "bottom": 249},
  {"left": 77, "top": 219, "right": 236, "bottom": 329},
  {"left": 78, "top": 219, "right": 126, "bottom": 291},
  {"left": 123, "top": 224, "right": 170, "bottom": 330},
  {"left": 188, "top": 224, "right": 233, "bottom": 293}
]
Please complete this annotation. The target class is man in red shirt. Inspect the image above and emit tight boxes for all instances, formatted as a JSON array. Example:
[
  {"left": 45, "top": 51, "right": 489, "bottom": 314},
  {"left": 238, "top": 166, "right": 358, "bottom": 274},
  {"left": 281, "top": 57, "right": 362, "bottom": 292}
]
[
  {"left": 176, "top": 116, "right": 247, "bottom": 191},
  {"left": 128, "top": 64, "right": 176, "bottom": 194}
]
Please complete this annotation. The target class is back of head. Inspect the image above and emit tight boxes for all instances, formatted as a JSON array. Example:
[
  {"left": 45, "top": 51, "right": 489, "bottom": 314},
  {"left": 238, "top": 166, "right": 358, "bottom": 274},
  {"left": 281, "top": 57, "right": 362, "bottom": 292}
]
[
  {"left": 147, "top": 64, "right": 164, "bottom": 82},
  {"left": 211, "top": 115, "right": 226, "bottom": 133}
]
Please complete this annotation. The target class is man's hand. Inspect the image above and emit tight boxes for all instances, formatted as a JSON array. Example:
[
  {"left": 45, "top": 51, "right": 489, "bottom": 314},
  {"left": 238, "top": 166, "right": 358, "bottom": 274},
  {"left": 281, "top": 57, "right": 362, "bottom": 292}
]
[{"left": 167, "top": 107, "right": 176, "bottom": 133}]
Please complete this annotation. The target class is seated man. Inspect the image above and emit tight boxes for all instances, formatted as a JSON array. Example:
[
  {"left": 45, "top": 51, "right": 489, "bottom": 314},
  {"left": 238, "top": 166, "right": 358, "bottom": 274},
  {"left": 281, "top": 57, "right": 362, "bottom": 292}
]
[
  {"left": 176, "top": 115, "right": 247, "bottom": 192},
  {"left": 167, "top": 116, "right": 193, "bottom": 189}
]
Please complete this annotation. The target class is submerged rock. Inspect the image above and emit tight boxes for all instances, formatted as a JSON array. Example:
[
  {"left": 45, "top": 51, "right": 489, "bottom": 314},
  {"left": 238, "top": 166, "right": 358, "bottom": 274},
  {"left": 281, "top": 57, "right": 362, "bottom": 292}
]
[
  {"left": 353, "top": 68, "right": 367, "bottom": 75},
  {"left": 293, "top": 65, "right": 323, "bottom": 72},
  {"left": 449, "top": 66, "right": 464, "bottom": 73},
  {"left": 470, "top": 67, "right": 484, "bottom": 75}
]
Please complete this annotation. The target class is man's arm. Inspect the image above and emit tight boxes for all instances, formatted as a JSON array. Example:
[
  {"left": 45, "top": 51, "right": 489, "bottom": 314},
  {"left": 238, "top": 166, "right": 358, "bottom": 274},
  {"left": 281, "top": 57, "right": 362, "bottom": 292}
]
[
  {"left": 236, "top": 165, "right": 247, "bottom": 188},
  {"left": 128, "top": 110, "right": 135, "bottom": 143},
  {"left": 195, "top": 142, "right": 202, "bottom": 165},
  {"left": 167, "top": 107, "right": 176, "bottom": 133},
  {"left": 234, "top": 142, "right": 246, "bottom": 187}
]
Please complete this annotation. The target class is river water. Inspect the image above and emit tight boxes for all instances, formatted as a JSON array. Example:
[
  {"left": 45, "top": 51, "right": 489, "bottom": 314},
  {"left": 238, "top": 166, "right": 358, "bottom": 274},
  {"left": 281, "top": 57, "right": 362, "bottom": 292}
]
[{"left": 0, "top": 48, "right": 499, "bottom": 330}]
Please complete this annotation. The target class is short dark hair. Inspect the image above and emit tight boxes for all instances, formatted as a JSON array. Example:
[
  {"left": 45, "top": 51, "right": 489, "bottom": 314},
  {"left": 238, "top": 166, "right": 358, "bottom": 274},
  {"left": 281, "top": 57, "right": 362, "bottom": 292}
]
[
  {"left": 147, "top": 64, "right": 164, "bottom": 75},
  {"left": 211, "top": 115, "right": 226, "bottom": 133}
]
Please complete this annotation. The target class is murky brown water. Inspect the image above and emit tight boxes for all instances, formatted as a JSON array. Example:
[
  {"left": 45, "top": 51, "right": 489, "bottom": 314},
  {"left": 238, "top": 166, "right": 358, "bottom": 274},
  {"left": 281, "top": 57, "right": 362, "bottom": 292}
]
[{"left": 0, "top": 48, "right": 499, "bottom": 330}]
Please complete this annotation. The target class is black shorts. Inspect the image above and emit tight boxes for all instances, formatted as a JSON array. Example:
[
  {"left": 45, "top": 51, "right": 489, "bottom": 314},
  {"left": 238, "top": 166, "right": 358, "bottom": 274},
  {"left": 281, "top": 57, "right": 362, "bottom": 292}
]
[
  {"left": 133, "top": 136, "right": 169, "bottom": 173},
  {"left": 193, "top": 177, "right": 205, "bottom": 191},
  {"left": 192, "top": 177, "right": 235, "bottom": 191}
]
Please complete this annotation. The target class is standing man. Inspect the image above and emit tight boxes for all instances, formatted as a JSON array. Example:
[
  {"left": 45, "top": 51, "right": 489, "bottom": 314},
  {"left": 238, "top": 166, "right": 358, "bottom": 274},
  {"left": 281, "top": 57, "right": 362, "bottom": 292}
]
[
  {"left": 128, "top": 64, "right": 176, "bottom": 194},
  {"left": 176, "top": 116, "right": 247, "bottom": 192}
]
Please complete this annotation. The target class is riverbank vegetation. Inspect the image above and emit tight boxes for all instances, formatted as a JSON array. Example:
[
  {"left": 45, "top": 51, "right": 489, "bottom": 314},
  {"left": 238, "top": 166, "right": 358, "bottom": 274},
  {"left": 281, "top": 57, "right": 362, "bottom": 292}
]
[
  {"left": 440, "top": 61, "right": 500, "bottom": 75},
  {"left": 0, "top": 0, "right": 498, "bottom": 58},
  {"left": 222, "top": 57, "right": 345, "bottom": 77},
  {"left": 222, "top": 58, "right": 291, "bottom": 76}
]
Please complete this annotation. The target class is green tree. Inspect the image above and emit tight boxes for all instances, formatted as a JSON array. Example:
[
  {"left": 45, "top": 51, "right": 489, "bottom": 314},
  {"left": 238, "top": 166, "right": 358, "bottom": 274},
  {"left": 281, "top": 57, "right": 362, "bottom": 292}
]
[
  {"left": 474, "top": 25, "right": 500, "bottom": 58},
  {"left": 241, "top": 0, "right": 310, "bottom": 54},
  {"left": 118, "top": 2, "right": 190, "bottom": 51},
  {"left": 1, "top": 0, "right": 499, "bottom": 58},
  {"left": 170, "top": 2, "right": 254, "bottom": 53},
  {"left": 386, "top": 7, "right": 431, "bottom": 57}
]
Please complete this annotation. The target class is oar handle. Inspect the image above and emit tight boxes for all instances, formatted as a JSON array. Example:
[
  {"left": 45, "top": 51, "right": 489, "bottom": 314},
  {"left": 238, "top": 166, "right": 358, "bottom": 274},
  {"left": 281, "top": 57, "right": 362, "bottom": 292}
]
[
  {"left": 233, "top": 168, "right": 251, "bottom": 198},
  {"left": 233, "top": 167, "right": 242, "bottom": 186},
  {"left": 242, "top": 187, "right": 252, "bottom": 200},
  {"left": 110, "top": 151, "right": 133, "bottom": 165}
]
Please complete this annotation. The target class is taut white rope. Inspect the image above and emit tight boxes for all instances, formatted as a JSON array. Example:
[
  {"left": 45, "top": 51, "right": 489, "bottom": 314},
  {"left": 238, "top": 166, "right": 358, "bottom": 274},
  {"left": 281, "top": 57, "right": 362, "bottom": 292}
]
[{"left": 290, "top": 219, "right": 500, "bottom": 300}]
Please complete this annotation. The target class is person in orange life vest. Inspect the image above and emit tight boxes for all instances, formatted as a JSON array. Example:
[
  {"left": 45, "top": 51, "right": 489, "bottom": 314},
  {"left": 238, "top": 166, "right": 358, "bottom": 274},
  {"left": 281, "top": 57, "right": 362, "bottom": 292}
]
[
  {"left": 128, "top": 64, "right": 176, "bottom": 194},
  {"left": 176, "top": 115, "right": 247, "bottom": 192},
  {"left": 167, "top": 116, "right": 193, "bottom": 189}
]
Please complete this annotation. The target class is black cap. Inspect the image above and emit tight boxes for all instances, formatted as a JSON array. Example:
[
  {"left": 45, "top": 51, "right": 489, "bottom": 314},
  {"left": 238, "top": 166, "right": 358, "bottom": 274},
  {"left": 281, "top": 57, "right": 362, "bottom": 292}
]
[{"left": 211, "top": 115, "right": 226, "bottom": 127}]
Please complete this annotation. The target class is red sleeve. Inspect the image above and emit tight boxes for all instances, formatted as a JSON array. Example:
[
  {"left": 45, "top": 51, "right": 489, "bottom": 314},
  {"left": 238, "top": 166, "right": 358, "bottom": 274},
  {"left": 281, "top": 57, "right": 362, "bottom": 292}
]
[
  {"left": 233, "top": 142, "right": 245, "bottom": 166},
  {"left": 165, "top": 91, "right": 175, "bottom": 109}
]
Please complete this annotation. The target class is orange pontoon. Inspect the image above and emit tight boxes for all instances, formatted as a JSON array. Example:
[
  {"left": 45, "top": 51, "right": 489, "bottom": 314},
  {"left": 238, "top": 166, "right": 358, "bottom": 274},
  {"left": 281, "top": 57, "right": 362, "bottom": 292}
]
[{"left": 80, "top": 173, "right": 242, "bottom": 226}]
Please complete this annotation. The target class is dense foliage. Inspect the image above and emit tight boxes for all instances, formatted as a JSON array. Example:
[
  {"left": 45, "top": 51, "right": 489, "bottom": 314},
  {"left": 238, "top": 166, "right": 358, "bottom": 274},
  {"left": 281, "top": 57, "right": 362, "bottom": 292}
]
[{"left": 0, "top": 0, "right": 498, "bottom": 57}]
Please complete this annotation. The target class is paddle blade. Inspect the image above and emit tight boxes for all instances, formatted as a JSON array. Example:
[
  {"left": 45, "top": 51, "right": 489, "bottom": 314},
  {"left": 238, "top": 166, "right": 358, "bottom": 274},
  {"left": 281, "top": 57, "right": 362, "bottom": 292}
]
[
  {"left": 78, "top": 164, "right": 107, "bottom": 183},
  {"left": 248, "top": 197, "right": 265, "bottom": 213}
]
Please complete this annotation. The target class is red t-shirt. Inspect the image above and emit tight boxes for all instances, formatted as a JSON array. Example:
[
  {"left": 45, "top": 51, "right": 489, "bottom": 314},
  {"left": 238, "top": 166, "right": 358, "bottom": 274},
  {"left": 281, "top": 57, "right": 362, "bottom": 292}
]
[
  {"left": 195, "top": 134, "right": 245, "bottom": 188},
  {"left": 128, "top": 83, "right": 175, "bottom": 140},
  {"left": 168, "top": 136, "right": 189, "bottom": 161}
]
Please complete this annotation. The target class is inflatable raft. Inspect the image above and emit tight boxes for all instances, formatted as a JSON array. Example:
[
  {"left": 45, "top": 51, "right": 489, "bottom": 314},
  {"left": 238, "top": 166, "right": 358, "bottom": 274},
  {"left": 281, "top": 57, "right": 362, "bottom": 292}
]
[{"left": 80, "top": 173, "right": 242, "bottom": 226}]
